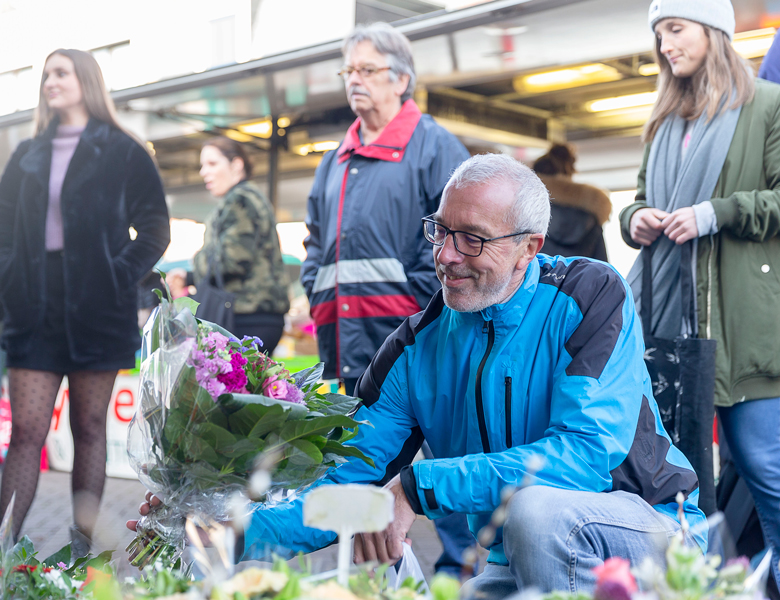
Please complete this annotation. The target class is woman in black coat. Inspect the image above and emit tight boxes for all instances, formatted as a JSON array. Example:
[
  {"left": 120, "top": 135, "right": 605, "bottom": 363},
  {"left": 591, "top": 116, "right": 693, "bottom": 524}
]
[{"left": 0, "top": 49, "right": 170, "bottom": 552}]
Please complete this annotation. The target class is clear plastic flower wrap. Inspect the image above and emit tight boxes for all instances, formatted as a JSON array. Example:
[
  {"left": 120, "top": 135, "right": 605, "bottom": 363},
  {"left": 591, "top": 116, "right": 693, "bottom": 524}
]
[{"left": 125, "top": 294, "right": 373, "bottom": 568}]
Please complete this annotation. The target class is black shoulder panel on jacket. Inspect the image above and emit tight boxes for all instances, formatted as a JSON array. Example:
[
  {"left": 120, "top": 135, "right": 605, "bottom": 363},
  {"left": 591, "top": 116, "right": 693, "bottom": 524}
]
[
  {"left": 356, "top": 290, "right": 445, "bottom": 408},
  {"left": 539, "top": 258, "right": 625, "bottom": 379},
  {"left": 610, "top": 395, "right": 699, "bottom": 504}
]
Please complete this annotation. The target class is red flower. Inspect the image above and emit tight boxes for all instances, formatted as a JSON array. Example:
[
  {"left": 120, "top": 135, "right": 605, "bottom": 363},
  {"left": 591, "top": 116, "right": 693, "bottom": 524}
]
[
  {"left": 593, "top": 557, "right": 639, "bottom": 596},
  {"left": 12, "top": 564, "right": 37, "bottom": 574}
]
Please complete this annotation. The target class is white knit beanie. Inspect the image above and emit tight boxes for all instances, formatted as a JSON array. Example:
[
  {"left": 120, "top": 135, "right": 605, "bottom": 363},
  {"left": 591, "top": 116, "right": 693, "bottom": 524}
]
[{"left": 649, "top": 0, "right": 736, "bottom": 40}]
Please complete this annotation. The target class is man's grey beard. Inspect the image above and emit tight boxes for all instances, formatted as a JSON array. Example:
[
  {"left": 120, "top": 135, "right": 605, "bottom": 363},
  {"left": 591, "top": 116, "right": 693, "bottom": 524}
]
[{"left": 438, "top": 266, "right": 518, "bottom": 313}]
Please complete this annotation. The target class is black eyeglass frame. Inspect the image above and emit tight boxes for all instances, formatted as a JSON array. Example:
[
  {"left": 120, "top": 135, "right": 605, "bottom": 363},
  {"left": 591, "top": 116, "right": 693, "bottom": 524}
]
[
  {"left": 336, "top": 65, "right": 392, "bottom": 80},
  {"left": 421, "top": 216, "right": 537, "bottom": 257}
]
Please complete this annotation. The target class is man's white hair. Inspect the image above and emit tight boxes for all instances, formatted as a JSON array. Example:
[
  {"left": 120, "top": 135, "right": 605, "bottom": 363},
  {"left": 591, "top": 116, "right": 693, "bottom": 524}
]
[
  {"left": 342, "top": 22, "right": 416, "bottom": 103},
  {"left": 442, "top": 153, "right": 550, "bottom": 237}
]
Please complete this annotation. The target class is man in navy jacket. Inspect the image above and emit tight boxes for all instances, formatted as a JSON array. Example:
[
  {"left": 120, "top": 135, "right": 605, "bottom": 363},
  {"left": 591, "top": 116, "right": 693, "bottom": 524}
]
[{"left": 300, "top": 23, "right": 469, "bottom": 394}]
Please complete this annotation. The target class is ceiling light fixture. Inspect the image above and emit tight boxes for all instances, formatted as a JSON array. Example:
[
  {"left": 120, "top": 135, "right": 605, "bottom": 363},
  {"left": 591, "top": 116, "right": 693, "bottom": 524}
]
[
  {"left": 514, "top": 63, "right": 622, "bottom": 94},
  {"left": 237, "top": 120, "right": 272, "bottom": 138},
  {"left": 586, "top": 91, "right": 658, "bottom": 112},
  {"left": 732, "top": 27, "right": 777, "bottom": 59},
  {"left": 638, "top": 63, "right": 660, "bottom": 76}
]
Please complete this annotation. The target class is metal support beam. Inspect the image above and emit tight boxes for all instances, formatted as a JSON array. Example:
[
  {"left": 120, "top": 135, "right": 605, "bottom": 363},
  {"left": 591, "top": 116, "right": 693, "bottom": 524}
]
[
  {"left": 268, "top": 118, "right": 280, "bottom": 209},
  {"left": 427, "top": 88, "right": 549, "bottom": 141}
]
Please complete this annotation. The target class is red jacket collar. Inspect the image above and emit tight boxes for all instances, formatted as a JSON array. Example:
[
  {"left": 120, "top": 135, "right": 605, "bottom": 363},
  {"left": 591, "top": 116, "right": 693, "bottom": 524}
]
[{"left": 337, "top": 99, "right": 422, "bottom": 164}]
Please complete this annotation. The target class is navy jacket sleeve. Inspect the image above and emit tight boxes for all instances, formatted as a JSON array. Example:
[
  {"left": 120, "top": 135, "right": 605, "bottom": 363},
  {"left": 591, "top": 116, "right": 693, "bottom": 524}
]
[
  {"left": 406, "top": 130, "right": 469, "bottom": 310},
  {"left": 301, "top": 152, "right": 332, "bottom": 300}
]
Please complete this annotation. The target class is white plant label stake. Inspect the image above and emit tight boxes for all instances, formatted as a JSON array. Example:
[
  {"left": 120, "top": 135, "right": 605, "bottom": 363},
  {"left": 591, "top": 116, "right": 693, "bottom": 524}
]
[{"left": 304, "top": 484, "right": 394, "bottom": 587}]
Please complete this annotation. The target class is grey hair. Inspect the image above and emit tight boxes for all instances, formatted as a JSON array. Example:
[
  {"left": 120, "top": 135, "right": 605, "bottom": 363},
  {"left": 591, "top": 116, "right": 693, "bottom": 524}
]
[
  {"left": 343, "top": 22, "right": 416, "bottom": 103},
  {"left": 442, "top": 153, "right": 551, "bottom": 237}
]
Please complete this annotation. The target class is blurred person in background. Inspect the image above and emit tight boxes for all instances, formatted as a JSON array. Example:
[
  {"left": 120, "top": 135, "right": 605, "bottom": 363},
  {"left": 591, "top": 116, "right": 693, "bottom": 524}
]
[
  {"left": 301, "top": 22, "right": 469, "bottom": 396},
  {"left": 0, "top": 49, "right": 170, "bottom": 554},
  {"left": 533, "top": 143, "right": 611, "bottom": 261},
  {"left": 165, "top": 268, "right": 189, "bottom": 299},
  {"left": 193, "top": 137, "right": 290, "bottom": 354},
  {"left": 620, "top": 0, "right": 780, "bottom": 590}
]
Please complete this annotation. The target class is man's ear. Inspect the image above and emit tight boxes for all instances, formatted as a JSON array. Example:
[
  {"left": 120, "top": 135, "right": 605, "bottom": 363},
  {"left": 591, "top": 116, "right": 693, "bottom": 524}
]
[
  {"left": 515, "top": 235, "right": 544, "bottom": 271},
  {"left": 394, "top": 73, "right": 411, "bottom": 98}
]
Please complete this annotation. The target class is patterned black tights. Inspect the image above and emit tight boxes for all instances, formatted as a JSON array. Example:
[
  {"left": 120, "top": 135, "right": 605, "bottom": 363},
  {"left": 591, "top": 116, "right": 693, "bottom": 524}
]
[{"left": 0, "top": 368, "right": 117, "bottom": 540}]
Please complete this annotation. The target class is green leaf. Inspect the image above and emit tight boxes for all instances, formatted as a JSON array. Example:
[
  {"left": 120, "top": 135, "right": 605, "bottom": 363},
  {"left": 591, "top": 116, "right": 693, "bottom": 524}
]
[
  {"left": 288, "top": 439, "right": 324, "bottom": 465},
  {"left": 278, "top": 415, "right": 360, "bottom": 444},
  {"left": 42, "top": 543, "right": 71, "bottom": 567},
  {"left": 248, "top": 404, "right": 290, "bottom": 438},
  {"left": 173, "top": 296, "right": 199, "bottom": 316},
  {"left": 319, "top": 393, "right": 361, "bottom": 416},
  {"left": 179, "top": 430, "right": 219, "bottom": 464},
  {"left": 228, "top": 403, "right": 280, "bottom": 436},
  {"left": 291, "top": 363, "right": 324, "bottom": 389},
  {"left": 219, "top": 392, "right": 308, "bottom": 420},
  {"left": 192, "top": 422, "right": 237, "bottom": 452},
  {"left": 321, "top": 440, "right": 374, "bottom": 466}
]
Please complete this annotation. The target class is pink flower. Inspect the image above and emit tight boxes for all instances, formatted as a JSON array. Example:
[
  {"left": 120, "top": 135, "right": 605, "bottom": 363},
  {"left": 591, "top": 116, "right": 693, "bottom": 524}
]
[
  {"left": 262, "top": 376, "right": 304, "bottom": 404},
  {"left": 263, "top": 375, "right": 285, "bottom": 399},
  {"left": 593, "top": 557, "right": 637, "bottom": 600},
  {"left": 203, "top": 331, "right": 229, "bottom": 352}
]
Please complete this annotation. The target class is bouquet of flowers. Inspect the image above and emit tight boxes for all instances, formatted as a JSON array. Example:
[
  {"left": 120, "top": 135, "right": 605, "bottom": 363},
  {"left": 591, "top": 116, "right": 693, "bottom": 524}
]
[{"left": 125, "top": 291, "right": 373, "bottom": 568}]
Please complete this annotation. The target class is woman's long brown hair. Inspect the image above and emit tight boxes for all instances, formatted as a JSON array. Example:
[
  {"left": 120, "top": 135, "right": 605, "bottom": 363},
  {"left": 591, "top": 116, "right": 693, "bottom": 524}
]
[
  {"left": 34, "top": 48, "right": 127, "bottom": 136},
  {"left": 643, "top": 26, "right": 755, "bottom": 143}
]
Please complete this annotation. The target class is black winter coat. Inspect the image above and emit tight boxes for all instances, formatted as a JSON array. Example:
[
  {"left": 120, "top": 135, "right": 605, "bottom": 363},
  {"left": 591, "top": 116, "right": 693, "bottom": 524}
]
[{"left": 0, "top": 118, "right": 170, "bottom": 363}]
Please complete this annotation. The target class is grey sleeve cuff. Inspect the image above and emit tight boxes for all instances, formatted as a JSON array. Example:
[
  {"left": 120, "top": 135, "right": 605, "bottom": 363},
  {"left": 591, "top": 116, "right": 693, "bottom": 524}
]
[{"left": 693, "top": 201, "right": 719, "bottom": 236}]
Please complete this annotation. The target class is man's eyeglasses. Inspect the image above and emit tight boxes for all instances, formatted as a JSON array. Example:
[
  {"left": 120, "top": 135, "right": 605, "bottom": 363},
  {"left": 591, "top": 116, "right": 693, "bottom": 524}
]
[
  {"left": 421, "top": 216, "right": 536, "bottom": 258},
  {"left": 337, "top": 65, "right": 392, "bottom": 80}
]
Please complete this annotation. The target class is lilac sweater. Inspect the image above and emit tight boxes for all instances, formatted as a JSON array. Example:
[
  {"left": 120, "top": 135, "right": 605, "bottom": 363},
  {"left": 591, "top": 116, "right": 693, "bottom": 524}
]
[{"left": 46, "top": 124, "right": 85, "bottom": 251}]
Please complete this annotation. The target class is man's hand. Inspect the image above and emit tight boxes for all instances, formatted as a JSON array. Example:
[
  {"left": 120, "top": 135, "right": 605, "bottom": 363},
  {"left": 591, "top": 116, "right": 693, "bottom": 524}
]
[
  {"left": 662, "top": 207, "right": 698, "bottom": 245},
  {"left": 629, "top": 208, "right": 670, "bottom": 246},
  {"left": 353, "top": 474, "right": 417, "bottom": 566},
  {"left": 126, "top": 491, "right": 162, "bottom": 532}
]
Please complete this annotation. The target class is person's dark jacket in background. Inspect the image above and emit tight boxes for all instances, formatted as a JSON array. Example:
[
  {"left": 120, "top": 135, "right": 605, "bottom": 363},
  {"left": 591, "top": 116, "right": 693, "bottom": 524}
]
[
  {"left": 759, "top": 31, "right": 780, "bottom": 84},
  {"left": 301, "top": 100, "right": 469, "bottom": 381},
  {"left": 538, "top": 174, "right": 611, "bottom": 261},
  {"left": 0, "top": 117, "right": 171, "bottom": 363}
]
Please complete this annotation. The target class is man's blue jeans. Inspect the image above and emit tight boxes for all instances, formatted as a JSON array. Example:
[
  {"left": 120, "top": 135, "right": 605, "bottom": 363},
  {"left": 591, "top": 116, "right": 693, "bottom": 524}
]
[
  {"left": 461, "top": 486, "right": 680, "bottom": 598},
  {"left": 718, "top": 397, "right": 780, "bottom": 590}
]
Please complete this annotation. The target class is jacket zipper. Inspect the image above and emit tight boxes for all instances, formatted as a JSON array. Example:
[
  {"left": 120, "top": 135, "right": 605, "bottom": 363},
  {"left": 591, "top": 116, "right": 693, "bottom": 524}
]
[
  {"left": 475, "top": 320, "right": 494, "bottom": 453},
  {"left": 504, "top": 377, "right": 512, "bottom": 448}
]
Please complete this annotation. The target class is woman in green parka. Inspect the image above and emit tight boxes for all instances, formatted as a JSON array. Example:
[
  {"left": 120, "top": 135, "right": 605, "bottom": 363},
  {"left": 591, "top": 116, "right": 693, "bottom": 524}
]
[{"left": 620, "top": 0, "right": 780, "bottom": 588}]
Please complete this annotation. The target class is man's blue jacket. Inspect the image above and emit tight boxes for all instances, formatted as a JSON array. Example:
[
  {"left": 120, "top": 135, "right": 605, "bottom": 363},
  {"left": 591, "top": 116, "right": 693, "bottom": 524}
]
[{"left": 241, "top": 255, "right": 706, "bottom": 563}]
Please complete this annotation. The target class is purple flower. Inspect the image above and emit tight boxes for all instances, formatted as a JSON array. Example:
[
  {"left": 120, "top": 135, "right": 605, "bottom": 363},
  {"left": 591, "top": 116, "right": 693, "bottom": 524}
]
[
  {"left": 217, "top": 352, "right": 249, "bottom": 393},
  {"left": 203, "top": 331, "right": 229, "bottom": 353},
  {"left": 57, "top": 562, "right": 67, "bottom": 570},
  {"left": 281, "top": 381, "right": 305, "bottom": 404},
  {"left": 241, "top": 335, "right": 264, "bottom": 349},
  {"left": 594, "top": 580, "right": 633, "bottom": 600},
  {"left": 725, "top": 556, "right": 751, "bottom": 570}
]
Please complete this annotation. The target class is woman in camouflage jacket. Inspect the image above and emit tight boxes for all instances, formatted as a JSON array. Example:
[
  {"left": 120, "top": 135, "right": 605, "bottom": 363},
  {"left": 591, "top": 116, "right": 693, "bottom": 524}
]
[{"left": 194, "top": 137, "right": 289, "bottom": 353}]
